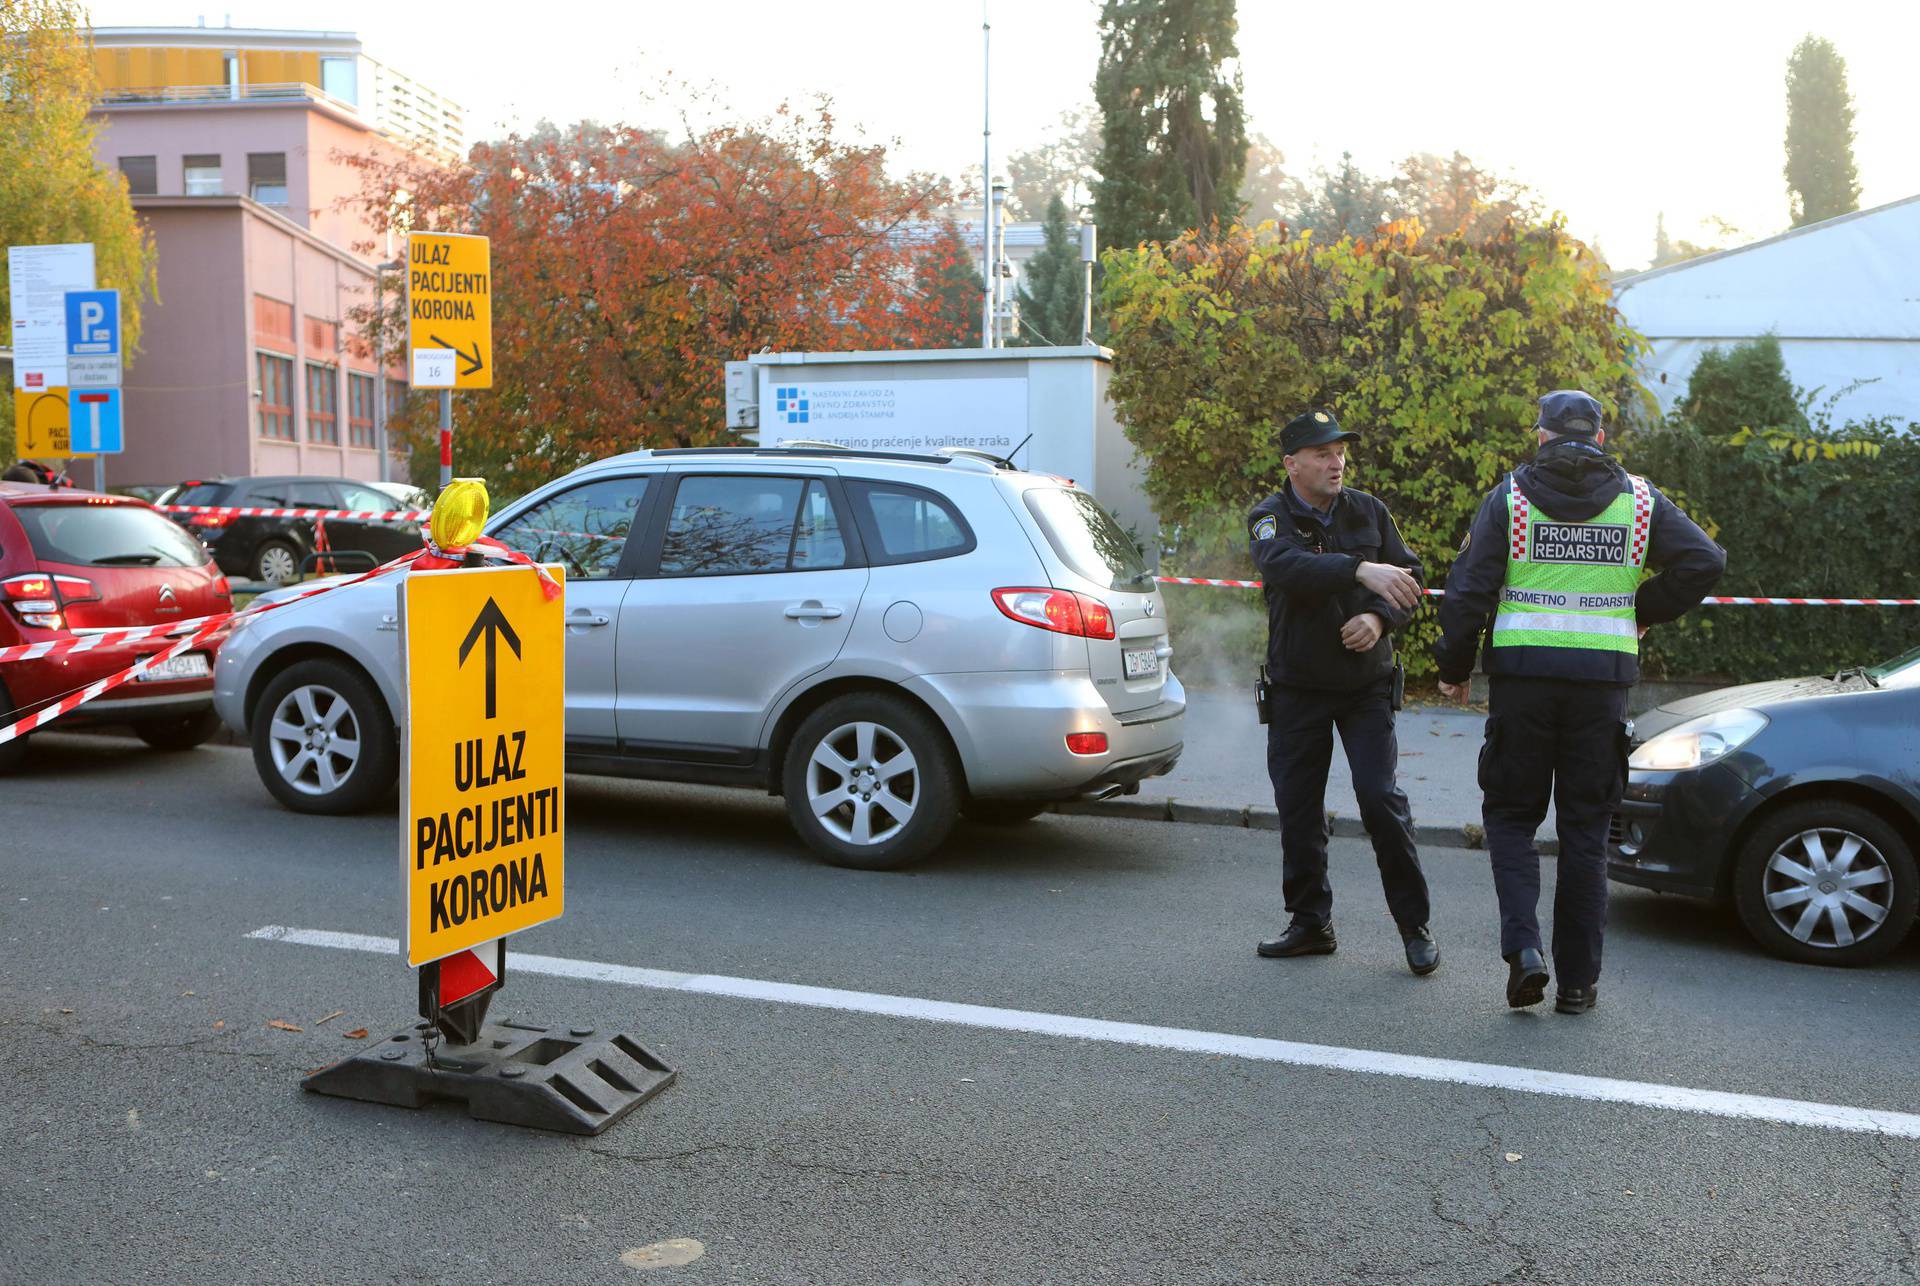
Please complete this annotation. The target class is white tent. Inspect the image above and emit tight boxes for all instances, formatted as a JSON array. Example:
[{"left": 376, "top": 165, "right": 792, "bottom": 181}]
[{"left": 1612, "top": 194, "right": 1920, "bottom": 428}]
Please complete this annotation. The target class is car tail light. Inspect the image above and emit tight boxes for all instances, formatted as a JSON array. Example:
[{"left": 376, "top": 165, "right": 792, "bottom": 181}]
[
  {"left": 1066, "top": 732, "right": 1109, "bottom": 756},
  {"left": 189, "top": 513, "right": 228, "bottom": 532},
  {"left": 991, "top": 588, "right": 1117, "bottom": 640},
  {"left": 2, "top": 572, "right": 93, "bottom": 629},
  {"left": 213, "top": 574, "right": 232, "bottom": 599}
]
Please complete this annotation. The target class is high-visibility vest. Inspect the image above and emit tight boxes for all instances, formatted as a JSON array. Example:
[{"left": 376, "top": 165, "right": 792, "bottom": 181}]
[{"left": 1491, "top": 474, "right": 1653, "bottom": 656}]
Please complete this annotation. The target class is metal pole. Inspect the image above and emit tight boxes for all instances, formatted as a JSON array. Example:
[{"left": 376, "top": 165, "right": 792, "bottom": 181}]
[
  {"left": 374, "top": 265, "right": 388, "bottom": 484},
  {"left": 1080, "top": 222, "right": 1098, "bottom": 345},
  {"left": 981, "top": 7, "right": 993, "bottom": 349},
  {"left": 438, "top": 390, "right": 452, "bottom": 491}
]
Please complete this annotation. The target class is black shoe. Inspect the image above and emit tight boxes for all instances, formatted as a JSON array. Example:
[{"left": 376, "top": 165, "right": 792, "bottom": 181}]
[
  {"left": 1505, "top": 948, "right": 1549, "bottom": 1008},
  {"left": 1257, "top": 922, "right": 1337, "bottom": 958},
  {"left": 1402, "top": 926, "right": 1439, "bottom": 976},
  {"left": 1555, "top": 986, "right": 1598, "bottom": 1015}
]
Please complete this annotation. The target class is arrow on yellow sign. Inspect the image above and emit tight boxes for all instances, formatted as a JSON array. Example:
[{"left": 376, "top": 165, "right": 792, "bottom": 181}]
[{"left": 458, "top": 596, "right": 520, "bottom": 720}]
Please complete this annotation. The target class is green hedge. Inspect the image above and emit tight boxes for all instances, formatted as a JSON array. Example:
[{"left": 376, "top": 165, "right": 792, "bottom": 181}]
[{"left": 1622, "top": 422, "right": 1920, "bottom": 680}]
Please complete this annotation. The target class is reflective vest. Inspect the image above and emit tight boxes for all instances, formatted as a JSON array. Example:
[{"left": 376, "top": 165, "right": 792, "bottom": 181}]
[{"left": 1491, "top": 475, "right": 1652, "bottom": 655}]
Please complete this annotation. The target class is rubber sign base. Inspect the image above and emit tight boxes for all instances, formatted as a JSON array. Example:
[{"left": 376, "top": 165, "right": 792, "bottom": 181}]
[{"left": 302, "top": 1019, "right": 674, "bottom": 1135}]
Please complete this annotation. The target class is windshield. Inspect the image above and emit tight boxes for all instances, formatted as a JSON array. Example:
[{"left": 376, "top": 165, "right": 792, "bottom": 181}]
[
  {"left": 1023, "top": 486, "right": 1152, "bottom": 591},
  {"left": 171, "top": 482, "right": 230, "bottom": 507},
  {"left": 1867, "top": 644, "right": 1920, "bottom": 690},
  {"left": 12, "top": 501, "right": 211, "bottom": 568}
]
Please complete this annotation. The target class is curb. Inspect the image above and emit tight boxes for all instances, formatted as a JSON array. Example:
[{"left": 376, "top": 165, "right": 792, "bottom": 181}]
[{"left": 1049, "top": 798, "right": 1559, "bottom": 856}]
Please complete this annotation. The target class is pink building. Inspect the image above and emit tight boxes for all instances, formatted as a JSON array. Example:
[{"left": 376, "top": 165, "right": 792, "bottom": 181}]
[{"left": 87, "top": 26, "right": 465, "bottom": 487}]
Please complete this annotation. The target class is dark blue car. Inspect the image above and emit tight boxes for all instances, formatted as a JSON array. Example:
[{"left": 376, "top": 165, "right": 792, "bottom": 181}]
[{"left": 1610, "top": 644, "right": 1920, "bottom": 966}]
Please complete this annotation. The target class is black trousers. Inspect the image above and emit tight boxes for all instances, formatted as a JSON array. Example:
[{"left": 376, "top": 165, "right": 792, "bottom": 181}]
[
  {"left": 1480, "top": 675, "right": 1632, "bottom": 988},
  {"left": 1266, "top": 679, "right": 1430, "bottom": 932}
]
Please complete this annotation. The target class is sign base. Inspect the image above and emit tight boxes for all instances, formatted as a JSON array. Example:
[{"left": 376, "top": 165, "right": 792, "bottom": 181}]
[{"left": 302, "top": 1019, "right": 674, "bottom": 1135}]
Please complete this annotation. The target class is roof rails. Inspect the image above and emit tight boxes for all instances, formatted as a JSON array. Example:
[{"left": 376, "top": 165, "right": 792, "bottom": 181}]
[{"left": 647, "top": 446, "right": 995, "bottom": 471}]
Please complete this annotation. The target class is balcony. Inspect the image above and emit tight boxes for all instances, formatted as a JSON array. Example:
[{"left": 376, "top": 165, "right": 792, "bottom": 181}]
[{"left": 97, "top": 81, "right": 360, "bottom": 112}]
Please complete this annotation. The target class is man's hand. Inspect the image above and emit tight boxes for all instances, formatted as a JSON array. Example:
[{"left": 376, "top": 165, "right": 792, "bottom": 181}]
[
  {"left": 1356, "top": 561, "right": 1421, "bottom": 612},
  {"left": 1340, "top": 612, "right": 1385, "bottom": 652},
  {"left": 1437, "top": 680, "right": 1471, "bottom": 704}
]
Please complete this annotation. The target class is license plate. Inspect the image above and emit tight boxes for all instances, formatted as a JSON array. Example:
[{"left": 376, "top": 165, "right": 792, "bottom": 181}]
[
  {"left": 1123, "top": 646, "right": 1159, "bottom": 679},
  {"left": 136, "top": 653, "right": 211, "bottom": 683}
]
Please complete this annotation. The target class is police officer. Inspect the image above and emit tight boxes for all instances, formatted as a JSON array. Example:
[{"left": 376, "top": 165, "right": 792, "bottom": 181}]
[
  {"left": 1434, "top": 391, "right": 1725, "bottom": 1013},
  {"left": 1249, "top": 409, "right": 1438, "bottom": 975}
]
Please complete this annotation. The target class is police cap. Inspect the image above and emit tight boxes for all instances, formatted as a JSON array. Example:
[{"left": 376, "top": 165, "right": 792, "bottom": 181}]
[
  {"left": 1535, "top": 390, "right": 1605, "bottom": 437},
  {"left": 1280, "top": 409, "right": 1360, "bottom": 455}
]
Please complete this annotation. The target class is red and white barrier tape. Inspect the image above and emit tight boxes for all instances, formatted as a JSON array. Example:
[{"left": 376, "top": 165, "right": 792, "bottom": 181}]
[
  {"left": 1153, "top": 577, "right": 1920, "bottom": 606},
  {"left": 0, "top": 612, "right": 233, "bottom": 745},
  {"left": 161, "top": 503, "right": 430, "bottom": 523}
]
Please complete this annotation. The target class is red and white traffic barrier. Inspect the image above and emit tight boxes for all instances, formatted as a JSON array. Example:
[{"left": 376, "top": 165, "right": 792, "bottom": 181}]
[
  {"left": 1153, "top": 577, "right": 1920, "bottom": 606},
  {"left": 161, "top": 503, "right": 430, "bottom": 523},
  {"left": 0, "top": 611, "right": 231, "bottom": 745}
]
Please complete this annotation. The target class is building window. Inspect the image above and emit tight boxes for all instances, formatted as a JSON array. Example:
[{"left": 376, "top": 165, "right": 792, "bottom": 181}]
[
  {"left": 248, "top": 152, "right": 288, "bottom": 206},
  {"left": 321, "top": 56, "right": 358, "bottom": 105},
  {"left": 183, "top": 154, "right": 222, "bottom": 196},
  {"left": 258, "top": 353, "right": 295, "bottom": 440},
  {"left": 305, "top": 364, "right": 339, "bottom": 444},
  {"left": 387, "top": 378, "right": 411, "bottom": 421},
  {"left": 348, "top": 373, "right": 377, "bottom": 448},
  {"left": 119, "top": 156, "right": 157, "bottom": 196}
]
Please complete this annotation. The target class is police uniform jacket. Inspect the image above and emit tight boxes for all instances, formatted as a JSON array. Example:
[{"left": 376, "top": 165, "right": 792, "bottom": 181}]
[
  {"left": 1249, "top": 483, "right": 1424, "bottom": 691},
  {"left": 1433, "top": 440, "right": 1726, "bottom": 687}
]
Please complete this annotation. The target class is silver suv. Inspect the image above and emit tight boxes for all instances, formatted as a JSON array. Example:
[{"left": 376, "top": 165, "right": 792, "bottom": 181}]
[{"left": 213, "top": 446, "right": 1184, "bottom": 868}]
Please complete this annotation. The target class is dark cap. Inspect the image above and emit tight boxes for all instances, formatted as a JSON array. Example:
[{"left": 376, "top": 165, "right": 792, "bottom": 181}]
[
  {"left": 1535, "top": 390, "right": 1604, "bottom": 437},
  {"left": 1280, "top": 409, "right": 1360, "bottom": 455}
]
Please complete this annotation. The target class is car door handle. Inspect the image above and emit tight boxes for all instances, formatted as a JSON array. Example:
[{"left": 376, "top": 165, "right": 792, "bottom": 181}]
[
  {"left": 784, "top": 603, "right": 844, "bottom": 620},
  {"left": 567, "top": 612, "right": 611, "bottom": 628}
]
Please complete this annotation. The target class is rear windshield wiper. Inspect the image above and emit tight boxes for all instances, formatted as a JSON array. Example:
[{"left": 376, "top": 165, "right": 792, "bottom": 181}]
[
  {"left": 91, "top": 553, "right": 161, "bottom": 565},
  {"left": 1833, "top": 665, "right": 1882, "bottom": 688}
]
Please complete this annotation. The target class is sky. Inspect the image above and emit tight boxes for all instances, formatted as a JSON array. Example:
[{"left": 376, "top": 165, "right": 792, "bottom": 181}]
[{"left": 89, "top": 0, "right": 1920, "bottom": 268}]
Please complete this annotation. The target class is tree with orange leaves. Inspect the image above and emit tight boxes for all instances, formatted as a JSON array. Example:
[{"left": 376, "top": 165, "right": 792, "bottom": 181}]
[{"left": 343, "top": 108, "right": 976, "bottom": 496}]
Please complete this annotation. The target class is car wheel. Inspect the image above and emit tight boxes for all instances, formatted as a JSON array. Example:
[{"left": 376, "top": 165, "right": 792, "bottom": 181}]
[
  {"left": 781, "top": 692, "right": 959, "bottom": 870},
  {"left": 133, "top": 709, "right": 222, "bottom": 751},
  {"left": 0, "top": 677, "right": 27, "bottom": 774},
  {"left": 251, "top": 659, "right": 396, "bottom": 814},
  {"left": 1732, "top": 801, "right": 1918, "bottom": 967},
  {"left": 963, "top": 799, "right": 1049, "bottom": 826},
  {"left": 252, "top": 540, "right": 300, "bottom": 585}
]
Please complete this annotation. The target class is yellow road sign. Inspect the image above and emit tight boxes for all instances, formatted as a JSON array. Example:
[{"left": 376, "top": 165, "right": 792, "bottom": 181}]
[
  {"left": 401, "top": 563, "right": 565, "bottom": 966},
  {"left": 407, "top": 232, "right": 492, "bottom": 390},
  {"left": 15, "top": 387, "right": 69, "bottom": 455}
]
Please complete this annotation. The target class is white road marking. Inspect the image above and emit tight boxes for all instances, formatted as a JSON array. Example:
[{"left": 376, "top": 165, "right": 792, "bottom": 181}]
[{"left": 248, "top": 925, "right": 1920, "bottom": 1139}]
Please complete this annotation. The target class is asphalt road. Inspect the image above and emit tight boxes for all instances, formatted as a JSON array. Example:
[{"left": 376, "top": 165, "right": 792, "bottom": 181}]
[{"left": 3, "top": 733, "right": 1916, "bottom": 1285}]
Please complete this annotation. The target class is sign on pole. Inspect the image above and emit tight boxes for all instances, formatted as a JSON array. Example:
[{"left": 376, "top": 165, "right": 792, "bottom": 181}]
[
  {"left": 9, "top": 244, "right": 96, "bottom": 392},
  {"left": 15, "top": 387, "right": 71, "bottom": 456},
  {"left": 65, "top": 289, "right": 122, "bottom": 388},
  {"left": 406, "top": 233, "right": 492, "bottom": 390},
  {"left": 400, "top": 563, "right": 564, "bottom": 967},
  {"left": 69, "top": 388, "right": 123, "bottom": 454}
]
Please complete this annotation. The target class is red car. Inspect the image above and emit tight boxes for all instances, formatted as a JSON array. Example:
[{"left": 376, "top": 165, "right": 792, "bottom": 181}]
[{"left": 0, "top": 481, "right": 232, "bottom": 771}]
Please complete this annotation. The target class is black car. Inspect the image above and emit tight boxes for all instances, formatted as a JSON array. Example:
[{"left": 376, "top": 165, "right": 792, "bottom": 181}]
[
  {"left": 1609, "top": 644, "right": 1920, "bottom": 966},
  {"left": 167, "top": 476, "right": 429, "bottom": 584}
]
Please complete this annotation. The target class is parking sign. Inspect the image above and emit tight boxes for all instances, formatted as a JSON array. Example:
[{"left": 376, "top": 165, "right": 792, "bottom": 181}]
[{"left": 65, "top": 289, "right": 122, "bottom": 388}]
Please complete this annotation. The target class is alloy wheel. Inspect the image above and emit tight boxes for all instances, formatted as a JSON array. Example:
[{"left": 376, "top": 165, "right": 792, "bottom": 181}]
[
  {"left": 266, "top": 683, "right": 362, "bottom": 796},
  {"left": 804, "top": 720, "right": 919, "bottom": 847},
  {"left": 1762, "top": 827, "right": 1894, "bottom": 950},
  {"left": 256, "top": 544, "right": 298, "bottom": 584}
]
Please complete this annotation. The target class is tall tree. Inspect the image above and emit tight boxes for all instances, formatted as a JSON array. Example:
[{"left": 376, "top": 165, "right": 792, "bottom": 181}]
[
  {"left": 1092, "top": 0, "right": 1247, "bottom": 251},
  {"left": 343, "top": 106, "right": 967, "bottom": 493},
  {"left": 1784, "top": 35, "right": 1862, "bottom": 228},
  {"left": 1004, "top": 107, "right": 1101, "bottom": 221},
  {"left": 1014, "top": 195, "right": 1086, "bottom": 346},
  {"left": 0, "top": 0, "right": 158, "bottom": 461},
  {"left": 1238, "top": 133, "right": 1300, "bottom": 230},
  {"left": 1287, "top": 152, "right": 1391, "bottom": 241},
  {"left": 907, "top": 219, "right": 985, "bottom": 350}
]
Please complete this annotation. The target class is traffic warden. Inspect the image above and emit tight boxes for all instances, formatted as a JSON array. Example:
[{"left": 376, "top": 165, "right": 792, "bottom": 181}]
[
  {"left": 1248, "top": 409, "right": 1438, "bottom": 976},
  {"left": 1434, "top": 391, "right": 1725, "bottom": 1014}
]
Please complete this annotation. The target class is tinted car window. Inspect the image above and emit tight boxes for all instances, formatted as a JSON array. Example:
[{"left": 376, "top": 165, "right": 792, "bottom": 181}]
[
  {"left": 12, "top": 502, "right": 211, "bottom": 567},
  {"left": 660, "top": 475, "right": 849, "bottom": 576},
  {"left": 287, "top": 482, "right": 336, "bottom": 508},
  {"left": 1023, "top": 487, "right": 1151, "bottom": 591},
  {"left": 491, "top": 476, "right": 647, "bottom": 580},
  {"left": 846, "top": 481, "right": 973, "bottom": 565},
  {"left": 171, "top": 483, "right": 230, "bottom": 507},
  {"left": 337, "top": 483, "right": 396, "bottom": 513}
]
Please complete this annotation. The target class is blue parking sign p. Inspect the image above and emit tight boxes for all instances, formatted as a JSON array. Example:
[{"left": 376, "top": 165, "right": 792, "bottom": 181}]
[
  {"left": 69, "top": 387, "right": 122, "bottom": 453},
  {"left": 65, "top": 290, "right": 120, "bottom": 355}
]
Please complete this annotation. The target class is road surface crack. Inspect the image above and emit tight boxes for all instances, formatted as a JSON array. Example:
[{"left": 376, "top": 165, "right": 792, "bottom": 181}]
[{"left": 1872, "top": 1134, "right": 1919, "bottom": 1280}]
